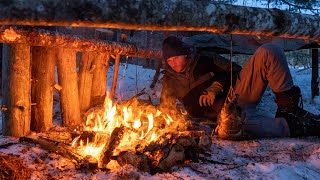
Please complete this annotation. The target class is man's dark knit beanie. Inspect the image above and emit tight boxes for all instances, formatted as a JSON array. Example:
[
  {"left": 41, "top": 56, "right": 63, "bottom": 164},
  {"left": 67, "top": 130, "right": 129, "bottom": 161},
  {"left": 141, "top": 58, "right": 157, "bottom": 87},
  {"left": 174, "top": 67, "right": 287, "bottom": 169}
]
[{"left": 162, "top": 36, "right": 191, "bottom": 60}]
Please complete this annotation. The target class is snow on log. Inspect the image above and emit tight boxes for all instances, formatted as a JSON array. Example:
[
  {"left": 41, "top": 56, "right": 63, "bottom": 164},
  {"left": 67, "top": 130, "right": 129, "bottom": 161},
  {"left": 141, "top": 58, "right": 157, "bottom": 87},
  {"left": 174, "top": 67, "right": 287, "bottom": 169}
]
[
  {"left": 0, "top": 27, "right": 162, "bottom": 59},
  {"left": 0, "top": 1, "right": 320, "bottom": 40},
  {"left": 2, "top": 44, "right": 31, "bottom": 137}
]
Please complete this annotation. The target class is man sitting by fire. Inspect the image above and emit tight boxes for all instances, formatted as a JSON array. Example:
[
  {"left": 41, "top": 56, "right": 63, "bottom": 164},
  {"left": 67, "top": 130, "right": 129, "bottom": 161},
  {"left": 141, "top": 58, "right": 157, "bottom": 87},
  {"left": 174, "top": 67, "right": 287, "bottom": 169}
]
[{"left": 160, "top": 36, "right": 320, "bottom": 139}]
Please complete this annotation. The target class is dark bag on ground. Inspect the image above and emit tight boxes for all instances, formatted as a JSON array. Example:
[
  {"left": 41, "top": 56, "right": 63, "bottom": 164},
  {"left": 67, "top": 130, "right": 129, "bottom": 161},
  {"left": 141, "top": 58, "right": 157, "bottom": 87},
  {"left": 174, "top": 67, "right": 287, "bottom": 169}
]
[{"left": 214, "top": 87, "right": 246, "bottom": 140}]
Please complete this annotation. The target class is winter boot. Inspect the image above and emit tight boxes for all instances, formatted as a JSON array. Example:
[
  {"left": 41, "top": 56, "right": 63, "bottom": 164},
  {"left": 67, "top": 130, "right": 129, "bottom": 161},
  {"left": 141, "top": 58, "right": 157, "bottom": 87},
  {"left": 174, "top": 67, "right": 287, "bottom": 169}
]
[{"left": 275, "top": 85, "right": 320, "bottom": 137}]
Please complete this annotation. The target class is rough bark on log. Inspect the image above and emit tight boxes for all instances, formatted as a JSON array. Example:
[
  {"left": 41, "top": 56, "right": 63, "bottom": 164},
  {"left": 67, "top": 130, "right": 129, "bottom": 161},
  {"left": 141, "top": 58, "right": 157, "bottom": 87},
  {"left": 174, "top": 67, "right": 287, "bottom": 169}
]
[
  {"left": 112, "top": 151, "right": 151, "bottom": 173},
  {"left": 19, "top": 137, "right": 98, "bottom": 169},
  {"left": 110, "top": 54, "right": 120, "bottom": 100},
  {"left": 31, "top": 47, "right": 55, "bottom": 132},
  {"left": 156, "top": 143, "right": 185, "bottom": 172},
  {"left": 2, "top": 44, "right": 31, "bottom": 137},
  {"left": 0, "top": 27, "right": 162, "bottom": 59},
  {"left": 78, "top": 51, "right": 94, "bottom": 114},
  {"left": 56, "top": 48, "right": 81, "bottom": 127},
  {"left": 0, "top": 1, "right": 320, "bottom": 41},
  {"left": 99, "top": 126, "right": 125, "bottom": 168},
  {"left": 39, "top": 131, "right": 72, "bottom": 144},
  {"left": 91, "top": 53, "right": 109, "bottom": 107}
]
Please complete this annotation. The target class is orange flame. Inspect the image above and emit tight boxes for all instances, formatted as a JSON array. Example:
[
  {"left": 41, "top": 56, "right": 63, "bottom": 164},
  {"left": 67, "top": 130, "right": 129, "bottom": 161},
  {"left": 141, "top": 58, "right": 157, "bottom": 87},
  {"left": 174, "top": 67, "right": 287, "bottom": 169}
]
[{"left": 72, "top": 93, "right": 188, "bottom": 161}]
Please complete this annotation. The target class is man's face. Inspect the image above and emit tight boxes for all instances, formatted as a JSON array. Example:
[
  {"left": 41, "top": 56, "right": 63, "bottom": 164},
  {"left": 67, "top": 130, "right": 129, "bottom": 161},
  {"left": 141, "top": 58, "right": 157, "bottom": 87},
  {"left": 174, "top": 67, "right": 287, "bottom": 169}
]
[{"left": 166, "top": 55, "right": 187, "bottom": 73}]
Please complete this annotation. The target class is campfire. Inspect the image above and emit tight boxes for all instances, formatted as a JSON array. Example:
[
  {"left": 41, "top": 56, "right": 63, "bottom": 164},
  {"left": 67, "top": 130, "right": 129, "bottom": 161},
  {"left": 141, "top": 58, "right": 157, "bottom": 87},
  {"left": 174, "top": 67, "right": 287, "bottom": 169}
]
[
  {"left": 20, "top": 92, "right": 212, "bottom": 174},
  {"left": 70, "top": 93, "right": 211, "bottom": 173}
]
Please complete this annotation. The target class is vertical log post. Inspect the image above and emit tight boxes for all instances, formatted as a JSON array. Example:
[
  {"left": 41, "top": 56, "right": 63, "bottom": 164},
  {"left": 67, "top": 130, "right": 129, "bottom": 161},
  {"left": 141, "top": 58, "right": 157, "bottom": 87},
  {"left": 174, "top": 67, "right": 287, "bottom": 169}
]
[
  {"left": 56, "top": 48, "right": 80, "bottom": 127},
  {"left": 31, "top": 47, "right": 55, "bottom": 132},
  {"left": 110, "top": 54, "right": 120, "bottom": 100},
  {"left": 91, "top": 53, "right": 109, "bottom": 106},
  {"left": 2, "top": 44, "right": 31, "bottom": 137},
  {"left": 78, "top": 51, "right": 94, "bottom": 114},
  {"left": 311, "top": 48, "right": 319, "bottom": 99}
]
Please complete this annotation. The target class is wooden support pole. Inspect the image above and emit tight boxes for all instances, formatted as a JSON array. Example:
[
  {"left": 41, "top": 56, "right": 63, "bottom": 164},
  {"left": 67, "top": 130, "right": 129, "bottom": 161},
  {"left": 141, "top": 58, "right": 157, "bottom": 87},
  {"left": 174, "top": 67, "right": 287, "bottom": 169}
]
[
  {"left": 2, "top": 44, "right": 31, "bottom": 137},
  {"left": 91, "top": 53, "right": 109, "bottom": 107},
  {"left": 110, "top": 54, "right": 121, "bottom": 100},
  {"left": 311, "top": 48, "right": 319, "bottom": 99},
  {"left": 56, "top": 48, "right": 80, "bottom": 127},
  {"left": 78, "top": 51, "right": 94, "bottom": 113},
  {"left": 31, "top": 47, "right": 55, "bottom": 132}
]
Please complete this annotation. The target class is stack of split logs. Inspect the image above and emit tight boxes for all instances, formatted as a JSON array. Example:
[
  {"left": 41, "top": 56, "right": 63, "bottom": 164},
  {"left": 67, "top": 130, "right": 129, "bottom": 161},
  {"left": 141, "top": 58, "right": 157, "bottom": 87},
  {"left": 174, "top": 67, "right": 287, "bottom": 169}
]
[{"left": 0, "top": 26, "right": 162, "bottom": 137}]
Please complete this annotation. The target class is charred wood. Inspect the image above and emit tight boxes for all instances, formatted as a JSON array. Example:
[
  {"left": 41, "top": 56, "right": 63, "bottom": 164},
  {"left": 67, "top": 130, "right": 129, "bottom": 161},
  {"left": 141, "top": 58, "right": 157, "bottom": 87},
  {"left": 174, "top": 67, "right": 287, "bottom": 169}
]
[
  {"left": 99, "top": 126, "right": 126, "bottom": 168},
  {"left": 111, "top": 151, "right": 151, "bottom": 173}
]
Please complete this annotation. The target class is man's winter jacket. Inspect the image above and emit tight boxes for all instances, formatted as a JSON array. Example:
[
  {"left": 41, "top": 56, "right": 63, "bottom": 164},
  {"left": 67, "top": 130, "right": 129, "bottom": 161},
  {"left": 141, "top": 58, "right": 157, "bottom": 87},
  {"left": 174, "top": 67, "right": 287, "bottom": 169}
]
[{"left": 160, "top": 51, "right": 241, "bottom": 118}]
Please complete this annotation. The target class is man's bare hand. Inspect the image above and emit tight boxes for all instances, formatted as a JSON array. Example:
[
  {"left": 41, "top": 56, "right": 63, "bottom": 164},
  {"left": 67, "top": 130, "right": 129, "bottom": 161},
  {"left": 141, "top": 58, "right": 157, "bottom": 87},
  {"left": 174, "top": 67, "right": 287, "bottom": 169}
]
[{"left": 199, "top": 91, "right": 215, "bottom": 107}]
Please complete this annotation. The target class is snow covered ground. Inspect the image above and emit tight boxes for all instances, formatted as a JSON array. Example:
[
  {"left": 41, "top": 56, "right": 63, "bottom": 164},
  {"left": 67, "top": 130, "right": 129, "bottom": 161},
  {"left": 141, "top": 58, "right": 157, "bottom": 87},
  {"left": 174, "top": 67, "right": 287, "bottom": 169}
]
[{"left": 0, "top": 62, "right": 320, "bottom": 179}]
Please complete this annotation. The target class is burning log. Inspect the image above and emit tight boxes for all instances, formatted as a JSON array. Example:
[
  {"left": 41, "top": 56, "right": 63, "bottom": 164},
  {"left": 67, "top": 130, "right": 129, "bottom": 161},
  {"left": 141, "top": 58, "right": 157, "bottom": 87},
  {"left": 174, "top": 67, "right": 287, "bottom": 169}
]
[
  {"left": 31, "top": 47, "right": 55, "bottom": 132},
  {"left": 56, "top": 48, "right": 81, "bottom": 127},
  {"left": 99, "top": 126, "right": 126, "bottom": 168},
  {"left": 19, "top": 137, "right": 98, "bottom": 169},
  {"left": 2, "top": 44, "right": 31, "bottom": 137},
  {"left": 112, "top": 130, "right": 212, "bottom": 173}
]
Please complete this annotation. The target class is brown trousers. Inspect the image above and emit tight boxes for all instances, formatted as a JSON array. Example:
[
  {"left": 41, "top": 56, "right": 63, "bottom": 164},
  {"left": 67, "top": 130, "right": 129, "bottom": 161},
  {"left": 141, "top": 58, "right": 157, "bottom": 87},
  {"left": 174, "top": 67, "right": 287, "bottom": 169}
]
[{"left": 234, "top": 43, "right": 292, "bottom": 137}]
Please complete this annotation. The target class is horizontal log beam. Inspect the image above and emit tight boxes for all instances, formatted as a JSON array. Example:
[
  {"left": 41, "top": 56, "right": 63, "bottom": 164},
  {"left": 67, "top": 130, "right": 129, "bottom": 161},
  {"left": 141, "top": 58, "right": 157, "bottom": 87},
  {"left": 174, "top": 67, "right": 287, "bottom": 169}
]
[
  {"left": 0, "top": 27, "right": 162, "bottom": 59},
  {"left": 0, "top": 1, "right": 320, "bottom": 41}
]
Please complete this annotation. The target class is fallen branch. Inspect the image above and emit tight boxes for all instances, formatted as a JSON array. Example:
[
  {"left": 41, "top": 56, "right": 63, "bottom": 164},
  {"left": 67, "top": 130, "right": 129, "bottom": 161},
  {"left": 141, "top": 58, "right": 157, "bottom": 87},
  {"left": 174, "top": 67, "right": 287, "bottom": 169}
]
[
  {"left": 19, "top": 137, "right": 98, "bottom": 169},
  {"left": 0, "top": 142, "right": 17, "bottom": 149}
]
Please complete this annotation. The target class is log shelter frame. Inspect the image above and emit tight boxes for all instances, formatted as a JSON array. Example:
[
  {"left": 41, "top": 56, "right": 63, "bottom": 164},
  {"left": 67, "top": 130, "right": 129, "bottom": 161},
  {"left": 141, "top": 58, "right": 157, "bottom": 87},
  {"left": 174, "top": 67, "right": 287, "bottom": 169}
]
[{"left": 0, "top": 0, "right": 319, "bottom": 137}]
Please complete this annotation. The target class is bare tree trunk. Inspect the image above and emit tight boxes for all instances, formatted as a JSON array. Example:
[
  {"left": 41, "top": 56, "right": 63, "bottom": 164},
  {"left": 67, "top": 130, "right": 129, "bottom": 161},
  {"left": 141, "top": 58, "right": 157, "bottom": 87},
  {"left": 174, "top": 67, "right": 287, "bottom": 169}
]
[
  {"left": 312, "top": 48, "right": 319, "bottom": 99},
  {"left": 1, "top": 1, "right": 320, "bottom": 41},
  {"left": 2, "top": 44, "right": 31, "bottom": 137},
  {"left": 31, "top": 47, "right": 55, "bottom": 132},
  {"left": 78, "top": 51, "right": 94, "bottom": 114},
  {"left": 91, "top": 53, "right": 109, "bottom": 106},
  {"left": 56, "top": 48, "right": 80, "bottom": 127}
]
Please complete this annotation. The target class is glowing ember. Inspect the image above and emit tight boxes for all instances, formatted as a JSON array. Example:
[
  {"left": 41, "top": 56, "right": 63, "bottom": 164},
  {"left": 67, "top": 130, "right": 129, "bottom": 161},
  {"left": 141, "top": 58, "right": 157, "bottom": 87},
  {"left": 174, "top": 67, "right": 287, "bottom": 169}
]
[{"left": 72, "top": 93, "right": 188, "bottom": 161}]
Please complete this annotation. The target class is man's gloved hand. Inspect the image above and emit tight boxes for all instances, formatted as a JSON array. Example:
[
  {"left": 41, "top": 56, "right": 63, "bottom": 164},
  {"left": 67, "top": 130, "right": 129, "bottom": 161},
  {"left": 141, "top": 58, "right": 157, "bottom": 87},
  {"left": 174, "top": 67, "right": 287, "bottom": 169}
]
[
  {"left": 199, "top": 91, "right": 216, "bottom": 107},
  {"left": 199, "top": 81, "right": 224, "bottom": 107}
]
